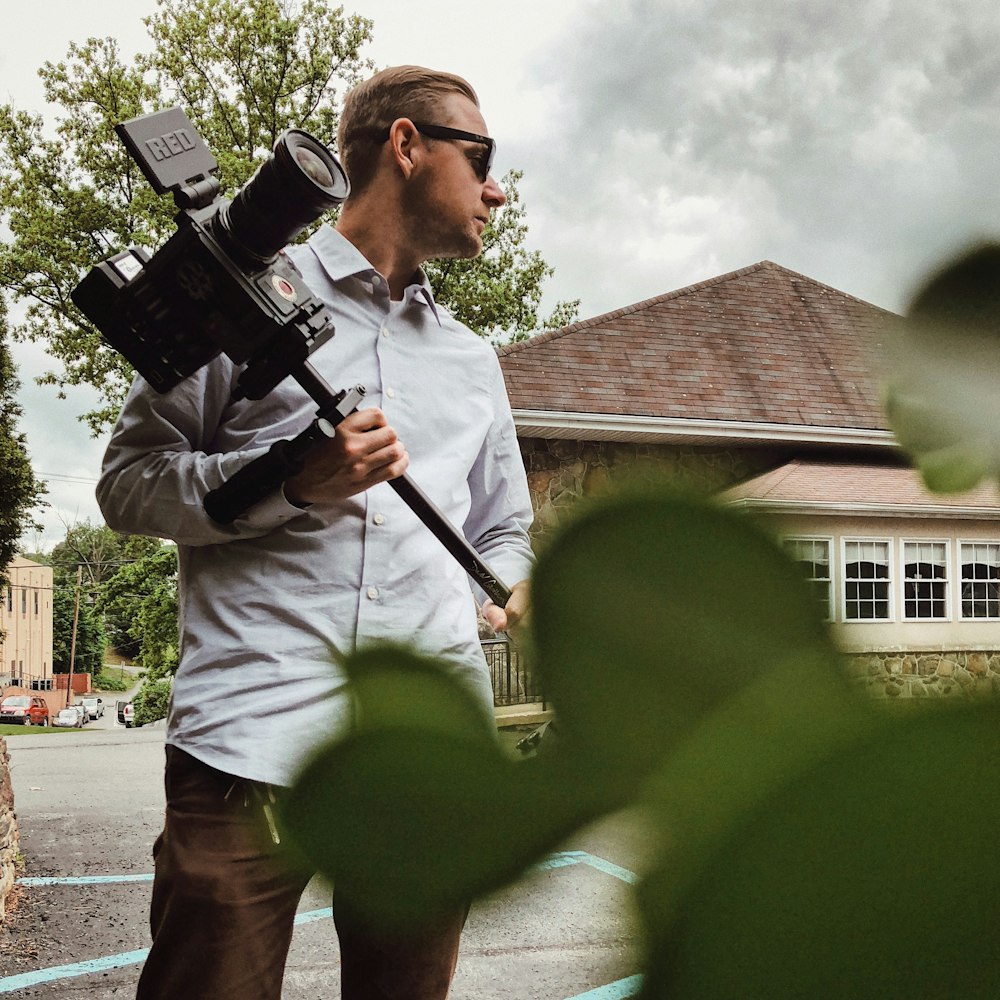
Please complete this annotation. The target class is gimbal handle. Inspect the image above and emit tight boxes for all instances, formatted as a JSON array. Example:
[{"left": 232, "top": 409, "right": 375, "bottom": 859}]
[{"left": 204, "top": 364, "right": 513, "bottom": 607}]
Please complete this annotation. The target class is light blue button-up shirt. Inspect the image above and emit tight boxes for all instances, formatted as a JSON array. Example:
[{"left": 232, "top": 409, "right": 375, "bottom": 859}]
[{"left": 97, "top": 226, "right": 535, "bottom": 785}]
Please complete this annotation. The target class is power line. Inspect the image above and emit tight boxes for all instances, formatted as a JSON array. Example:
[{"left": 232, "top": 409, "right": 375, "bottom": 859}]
[{"left": 35, "top": 471, "right": 101, "bottom": 486}]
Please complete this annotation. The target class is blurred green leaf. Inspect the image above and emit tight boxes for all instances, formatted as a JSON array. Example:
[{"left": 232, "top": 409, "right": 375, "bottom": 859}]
[
  {"left": 278, "top": 647, "right": 615, "bottom": 928},
  {"left": 530, "top": 492, "right": 839, "bottom": 781},
  {"left": 886, "top": 244, "right": 1000, "bottom": 493},
  {"left": 638, "top": 701, "right": 1000, "bottom": 998},
  {"left": 636, "top": 650, "right": 875, "bottom": 929},
  {"left": 280, "top": 493, "right": 856, "bottom": 932}
]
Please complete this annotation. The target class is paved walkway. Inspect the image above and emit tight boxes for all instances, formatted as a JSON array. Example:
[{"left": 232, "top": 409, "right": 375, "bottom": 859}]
[{"left": 2, "top": 727, "right": 645, "bottom": 998}]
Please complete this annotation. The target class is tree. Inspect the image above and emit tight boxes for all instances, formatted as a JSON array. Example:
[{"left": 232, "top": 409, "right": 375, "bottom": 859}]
[
  {"left": 51, "top": 584, "right": 106, "bottom": 675},
  {"left": 0, "top": 0, "right": 575, "bottom": 434},
  {"left": 48, "top": 520, "right": 127, "bottom": 589},
  {"left": 133, "top": 677, "right": 172, "bottom": 727},
  {"left": 0, "top": 320, "right": 46, "bottom": 587},
  {"left": 425, "top": 170, "right": 580, "bottom": 343},
  {"left": 97, "top": 543, "right": 179, "bottom": 673}
]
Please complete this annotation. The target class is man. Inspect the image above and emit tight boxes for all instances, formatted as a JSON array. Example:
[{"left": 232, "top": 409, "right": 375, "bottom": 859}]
[{"left": 97, "top": 65, "right": 534, "bottom": 1000}]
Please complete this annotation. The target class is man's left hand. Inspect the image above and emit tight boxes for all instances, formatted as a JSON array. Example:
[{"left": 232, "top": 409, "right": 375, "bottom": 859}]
[{"left": 482, "top": 579, "right": 530, "bottom": 635}]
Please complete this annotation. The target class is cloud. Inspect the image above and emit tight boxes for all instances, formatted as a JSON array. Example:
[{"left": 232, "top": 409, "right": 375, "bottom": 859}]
[{"left": 517, "top": 0, "right": 1000, "bottom": 316}]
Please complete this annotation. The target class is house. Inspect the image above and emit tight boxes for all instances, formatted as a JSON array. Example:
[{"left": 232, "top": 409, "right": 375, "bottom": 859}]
[
  {"left": 0, "top": 556, "right": 55, "bottom": 691},
  {"left": 497, "top": 261, "right": 1000, "bottom": 698}
]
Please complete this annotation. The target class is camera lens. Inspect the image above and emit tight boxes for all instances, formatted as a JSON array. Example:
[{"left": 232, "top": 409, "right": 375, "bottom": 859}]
[
  {"left": 216, "top": 130, "right": 350, "bottom": 265},
  {"left": 294, "top": 147, "right": 335, "bottom": 188}
]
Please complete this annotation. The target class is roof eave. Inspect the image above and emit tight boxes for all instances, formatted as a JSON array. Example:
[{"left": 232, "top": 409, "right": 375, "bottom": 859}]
[
  {"left": 725, "top": 499, "right": 1000, "bottom": 519},
  {"left": 512, "top": 409, "right": 899, "bottom": 449}
]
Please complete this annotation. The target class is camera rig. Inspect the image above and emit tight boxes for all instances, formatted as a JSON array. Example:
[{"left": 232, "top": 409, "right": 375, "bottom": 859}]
[{"left": 72, "top": 106, "right": 511, "bottom": 607}]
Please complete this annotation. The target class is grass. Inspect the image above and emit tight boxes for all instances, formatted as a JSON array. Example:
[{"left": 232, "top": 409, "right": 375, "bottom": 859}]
[{"left": 0, "top": 722, "right": 96, "bottom": 736}]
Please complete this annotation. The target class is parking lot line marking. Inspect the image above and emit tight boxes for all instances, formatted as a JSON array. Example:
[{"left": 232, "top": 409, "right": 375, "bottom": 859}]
[
  {"left": 539, "top": 852, "right": 637, "bottom": 884},
  {"left": 0, "top": 908, "right": 340, "bottom": 993},
  {"left": 578, "top": 856, "right": 638, "bottom": 884},
  {"left": 0, "top": 950, "right": 151, "bottom": 993},
  {"left": 294, "top": 906, "right": 333, "bottom": 924},
  {"left": 3, "top": 853, "right": 639, "bottom": 993},
  {"left": 565, "top": 974, "right": 644, "bottom": 999},
  {"left": 18, "top": 874, "right": 154, "bottom": 886}
]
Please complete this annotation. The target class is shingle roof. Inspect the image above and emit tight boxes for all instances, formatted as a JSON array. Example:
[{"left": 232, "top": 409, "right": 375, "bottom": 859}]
[
  {"left": 498, "top": 261, "right": 896, "bottom": 431},
  {"left": 722, "top": 459, "right": 1000, "bottom": 515}
]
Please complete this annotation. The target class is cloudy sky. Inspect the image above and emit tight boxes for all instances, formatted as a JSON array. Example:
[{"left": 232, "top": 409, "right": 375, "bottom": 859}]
[{"left": 4, "top": 0, "right": 1000, "bottom": 547}]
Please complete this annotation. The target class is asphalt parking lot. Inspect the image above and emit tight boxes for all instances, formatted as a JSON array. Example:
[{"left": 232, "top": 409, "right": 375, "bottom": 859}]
[{"left": 1, "top": 727, "right": 647, "bottom": 998}]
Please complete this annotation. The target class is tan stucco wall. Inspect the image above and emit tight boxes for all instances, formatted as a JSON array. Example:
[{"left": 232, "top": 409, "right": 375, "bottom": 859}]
[
  {"left": 751, "top": 511, "right": 1000, "bottom": 654},
  {"left": 1, "top": 557, "right": 55, "bottom": 686}
]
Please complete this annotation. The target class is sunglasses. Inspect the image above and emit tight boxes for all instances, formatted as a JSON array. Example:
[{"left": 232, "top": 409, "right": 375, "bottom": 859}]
[{"left": 356, "top": 121, "right": 497, "bottom": 183}]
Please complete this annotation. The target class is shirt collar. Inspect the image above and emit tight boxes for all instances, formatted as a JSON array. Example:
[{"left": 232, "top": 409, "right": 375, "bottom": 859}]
[{"left": 307, "top": 224, "right": 442, "bottom": 326}]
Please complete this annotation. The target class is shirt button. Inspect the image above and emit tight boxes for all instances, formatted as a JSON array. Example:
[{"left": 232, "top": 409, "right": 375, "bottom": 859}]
[
  {"left": 385, "top": 387, "right": 396, "bottom": 398},
  {"left": 367, "top": 586, "right": 380, "bottom": 600},
  {"left": 373, "top": 513, "right": 386, "bottom": 525}
]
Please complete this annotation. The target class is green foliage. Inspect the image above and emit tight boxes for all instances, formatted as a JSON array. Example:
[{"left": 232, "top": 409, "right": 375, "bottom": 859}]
[
  {"left": 132, "top": 676, "right": 172, "bottom": 727},
  {"left": 92, "top": 670, "right": 131, "bottom": 692},
  {"left": 97, "top": 543, "right": 178, "bottom": 672},
  {"left": 48, "top": 520, "right": 126, "bottom": 588},
  {"left": 1, "top": 0, "right": 573, "bottom": 433},
  {"left": 280, "top": 485, "right": 1000, "bottom": 995},
  {"left": 884, "top": 243, "right": 1000, "bottom": 493},
  {"left": 51, "top": 585, "right": 107, "bottom": 675},
  {"left": 0, "top": 325, "right": 46, "bottom": 583},
  {"left": 0, "top": 0, "right": 375, "bottom": 432},
  {"left": 425, "top": 170, "right": 579, "bottom": 342}
]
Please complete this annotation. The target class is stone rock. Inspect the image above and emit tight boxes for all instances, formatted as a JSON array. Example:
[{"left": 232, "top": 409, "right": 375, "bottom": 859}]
[
  {"left": 935, "top": 659, "right": 955, "bottom": 678},
  {"left": 968, "top": 653, "right": 989, "bottom": 677}
]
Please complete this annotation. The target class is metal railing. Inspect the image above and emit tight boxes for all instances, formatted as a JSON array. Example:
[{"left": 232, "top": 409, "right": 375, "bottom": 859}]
[{"left": 482, "top": 638, "right": 544, "bottom": 707}]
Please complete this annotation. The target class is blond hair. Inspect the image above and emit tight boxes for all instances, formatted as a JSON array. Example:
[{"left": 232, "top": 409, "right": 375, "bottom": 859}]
[{"left": 338, "top": 65, "right": 479, "bottom": 193}]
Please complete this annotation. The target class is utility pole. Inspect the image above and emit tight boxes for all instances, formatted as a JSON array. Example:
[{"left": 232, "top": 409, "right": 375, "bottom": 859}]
[{"left": 67, "top": 565, "right": 82, "bottom": 708}]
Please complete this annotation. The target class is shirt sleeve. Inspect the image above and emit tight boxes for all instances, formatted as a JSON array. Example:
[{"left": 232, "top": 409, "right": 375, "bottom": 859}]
[
  {"left": 97, "top": 360, "right": 310, "bottom": 547},
  {"left": 462, "top": 354, "right": 536, "bottom": 604}
]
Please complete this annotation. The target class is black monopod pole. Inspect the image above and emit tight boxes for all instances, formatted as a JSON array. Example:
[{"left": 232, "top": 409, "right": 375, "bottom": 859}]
[{"left": 204, "top": 361, "right": 513, "bottom": 607}]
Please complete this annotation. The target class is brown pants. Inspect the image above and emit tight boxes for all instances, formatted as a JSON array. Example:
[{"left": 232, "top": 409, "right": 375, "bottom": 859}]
[{"left": 136, "top": 746, "right": 466, "bottom": 1000}]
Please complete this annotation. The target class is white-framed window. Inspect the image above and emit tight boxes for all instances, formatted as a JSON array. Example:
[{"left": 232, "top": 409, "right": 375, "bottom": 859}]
[
  {"left": 783, "top": 537, "right": 833, "bottom": 621},
  {"left": 959, "top": 541, "right": 1000, "bottom": 620},
  {"left": 901, "top": 540, "right": 949, "bottom": 620},
  {"left": 843, "top": 539, "right": 892, "bottom": 621}
]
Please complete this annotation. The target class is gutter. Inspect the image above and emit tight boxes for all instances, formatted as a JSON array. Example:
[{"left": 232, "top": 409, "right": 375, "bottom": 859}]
[{"left": 512, "top": 409, "right": 899, "bottom": 449}]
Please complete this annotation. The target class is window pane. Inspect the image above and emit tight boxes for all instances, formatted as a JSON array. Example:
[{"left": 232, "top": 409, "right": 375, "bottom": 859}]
[
  {"left": 961, "top": 542, "right": 1000, "bottom": 618},
  {"left": 844, "top": 541, "right": 890, "bottom": 621},
  {"left": 903, "top": 542, "right": 947, "bottom": 619},
  {"left": 783, "top": 538, "right": 832, "bottom": 619}
]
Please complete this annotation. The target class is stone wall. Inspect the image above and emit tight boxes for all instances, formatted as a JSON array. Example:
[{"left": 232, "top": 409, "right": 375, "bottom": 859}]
[
  {"left": 521, "top": 437, "right": 782, "bottom": 541},
  {"left": 848, "top": 650, "right": 1000, "bottom": 701},
  {"left": 0, "top": 737, "right": 19, "bottom": 921}
]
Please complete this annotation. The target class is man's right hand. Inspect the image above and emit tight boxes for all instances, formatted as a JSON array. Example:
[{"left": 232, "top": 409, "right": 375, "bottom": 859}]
[{"left": 284, "top": 407, "right": 409, "bottom": 505}]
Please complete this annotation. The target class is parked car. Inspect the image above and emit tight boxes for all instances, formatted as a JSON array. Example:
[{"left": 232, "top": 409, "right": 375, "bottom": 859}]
[
  {"left": 53, "top": 707, "right": 84, "bottom": 728},
  {"left": 116, "top": 700, "right": 134, "bottom": 728},
  {"left": 0, "top": 695, "right": 50, "bottom": 727},
  {"left": 80, "top": 696, "right": 104, "bottom": 720}
]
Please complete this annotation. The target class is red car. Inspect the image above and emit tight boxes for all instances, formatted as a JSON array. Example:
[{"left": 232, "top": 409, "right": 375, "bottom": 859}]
[{"left": 0, "top": 695, "right": 50, "bottom": 726}]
